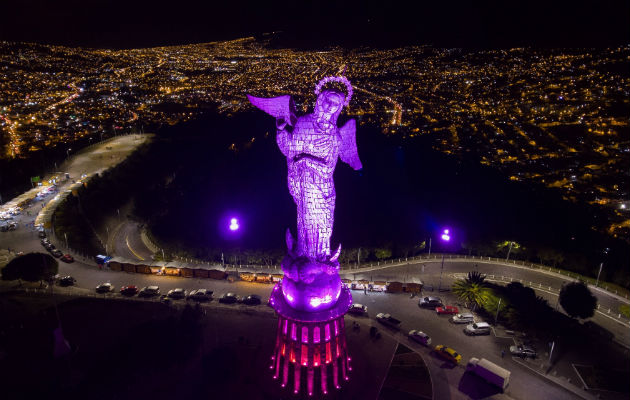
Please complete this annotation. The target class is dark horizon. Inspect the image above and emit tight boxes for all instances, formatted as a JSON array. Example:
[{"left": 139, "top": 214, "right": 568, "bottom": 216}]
[{"left": 0, "top": 0, "right": 628, "bottom": 50}]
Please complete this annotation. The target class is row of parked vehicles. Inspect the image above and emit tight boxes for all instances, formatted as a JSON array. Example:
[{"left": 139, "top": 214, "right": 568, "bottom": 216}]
[
  {"left": 94, "top": 283, "right": 264, "bottom": 305},
  {"left": 371, "top": 311, "right": 511, "bottom": 391},
  {"left": 371, "top": 308, "right": 512, "bottom": 391},
  {"left": 0, "top": 221, "right": 18, "bottom": 231},
  {"left": 418, "top": 296, "right": 493, "bottom": 336},
  {"left": 40, "top": 235, "right": 74, "bottom": 262}
]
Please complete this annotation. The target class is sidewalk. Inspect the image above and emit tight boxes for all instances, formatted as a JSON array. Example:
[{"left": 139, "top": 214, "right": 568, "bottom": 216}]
[{"left": 511, "top": 357, "right": 600, "bottom": 400}]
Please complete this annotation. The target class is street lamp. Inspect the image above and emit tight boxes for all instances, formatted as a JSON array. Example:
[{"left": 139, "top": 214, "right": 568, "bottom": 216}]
[
  {"left": 437, "top": 228, "right": 451, "bottom": 292},
  {"left": 595, "top": 247, "right": 610, "bottom": 287},
  {"left": 505, "top": 241, "right": 514, "bottom": 261},
  {"left": 66, "top": 148, "right": 71, "bottom": 160}
]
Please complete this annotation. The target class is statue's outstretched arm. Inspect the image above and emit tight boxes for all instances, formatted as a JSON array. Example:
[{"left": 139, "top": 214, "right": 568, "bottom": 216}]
[
  {"left": 247, "top": 94, "right": 297, "bottom": 157},
  {"left": 338, "top": 119, "right": 362, "bottom": 170},
  {"left": 246, "top": 94, "right": 297, "bottom": 127}
]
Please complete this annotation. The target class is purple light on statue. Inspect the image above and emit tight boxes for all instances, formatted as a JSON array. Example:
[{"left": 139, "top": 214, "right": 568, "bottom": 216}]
[
  {"left": 441, "top": 229, "right": 451, "bottom": 241},
  {"left": 229, "top": 218, "right": 239, "bottom": 231}
]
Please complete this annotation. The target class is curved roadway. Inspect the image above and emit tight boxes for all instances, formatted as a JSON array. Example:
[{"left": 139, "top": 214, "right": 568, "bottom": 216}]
[{"left": 339, "top": 260, "right": 630, "bottom": 346}]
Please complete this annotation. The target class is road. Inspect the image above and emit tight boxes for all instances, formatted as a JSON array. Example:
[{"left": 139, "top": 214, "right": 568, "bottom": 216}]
[
  {"left": 340, "top": 261, "right": 630, "bottom": 347},
  {"left": 110, "top": 221, "right": 153, "bottom": 261},
  {"left": 7, "top": 261, "right": 584, "bottom": 400}
]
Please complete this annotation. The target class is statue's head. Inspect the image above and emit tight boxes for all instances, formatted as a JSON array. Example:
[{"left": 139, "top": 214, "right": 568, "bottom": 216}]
[
  {"left": 313, "top": 76, "right": 353, "bottom": 129},
  {"left": 315, "top": 90, "right": 344, "bottom": 126}
]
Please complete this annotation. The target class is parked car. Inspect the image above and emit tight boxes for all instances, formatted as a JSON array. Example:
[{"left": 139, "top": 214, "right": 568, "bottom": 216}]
[
  {"left": 509, "top": 345, "right": 537, "bottom": 358},
  {"left": 408, "top": 330, "right": 432, "bottom": 346},
  {"left": 418, "top": 296, "right": 443, "bottom": 308},
  {"left": 242, "top": 294, "right": 262, "bottom": 305},
  {"left": 464, "top": 322, "right": 492, "bottom": 336},
  {"left": 451, "top": 313, "right": 475, "bottom": 324},
  {"left": 187, "top": 289, "right": 212, "bottom": 301},
  {"left": 436, "top": 305, "right": 459, "bottom": 315},
  {"left": 348, "top": 303, "right": 368, "bottom": 315},
  {"left": 60, "top": 254, "right": 74, "bottom": 263},
  {"left": 38, "top": 230, "right": 47, "bottom": 238},
  {"left": 376, "top": 313, "right": 402, "bottom": 329},
  {"left": 58, "top": 276, "right": 76, "bottom": 287},
  {"left": 138, "top": 286, "right": 160, "bottom": 297},
  {"left": 434, "top": 345, "right": 462, "bottom": 364},
  {"left": 120, "top": 285, "right": 139, "bottom": 296},
  {"left": 219, "top": 292, "right": 239, "bottom": 304},
  {"left": 96, "top": 283, "right": 114, "bottom": 293},
  {"left": 167, "top": 288, "right": 187, "bottom": 299},
  {"left": 51, "top": 249, "right": 63, "bottom": 258},
  {"left": 41, "top": 238, "right": 50, "bottom": 246},
  {"left": 45, "top": 243, "right": 55, "bottom": 251}
]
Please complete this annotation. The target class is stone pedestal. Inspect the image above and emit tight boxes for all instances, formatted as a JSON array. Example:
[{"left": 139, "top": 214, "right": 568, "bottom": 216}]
[{"left": 270, "top": 281, "right": 352, "bottom": 396}]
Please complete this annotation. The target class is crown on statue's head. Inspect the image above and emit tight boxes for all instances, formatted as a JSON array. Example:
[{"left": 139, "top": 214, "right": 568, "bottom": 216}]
[{"left": 314, "top": 76, "right": 353, "bottom": 107}]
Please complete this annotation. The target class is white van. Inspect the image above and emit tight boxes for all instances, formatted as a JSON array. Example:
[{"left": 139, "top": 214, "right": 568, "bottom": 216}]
[
  {"left": 466, "top": 357, "right": 510, "bottom": 390},
  {"left": 464, "top": 322, "right": 491, "bottom": 335}
]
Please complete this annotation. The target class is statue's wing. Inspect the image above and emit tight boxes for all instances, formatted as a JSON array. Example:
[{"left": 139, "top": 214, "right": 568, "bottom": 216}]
[
  {"left": 338, "top": 119, "right": 362, "bottom": 170},
  {"left": 246, "top": 94, "right": 297, "bottom": 125}
]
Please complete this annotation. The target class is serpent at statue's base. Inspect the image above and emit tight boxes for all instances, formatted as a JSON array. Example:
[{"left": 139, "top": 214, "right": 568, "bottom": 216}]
[{"left": 280, "top": 254, "right": 342, "bottom": 312}]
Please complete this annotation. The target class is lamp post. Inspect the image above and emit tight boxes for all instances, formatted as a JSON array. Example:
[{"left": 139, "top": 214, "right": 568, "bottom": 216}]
[
  {"left": 494, "top": 298, "right": 502, "bottom": 324},
  {"left": 596, "top": 248, "right": 610, "bottom": 287},
  {"left": 437, "top": 229, "right": 451, "bottom": 292},
  {"left": 595, "top": 262, "right": 603, "bottom": 287},
  {"left": 505, "top": 241, "right": 514, "bottom": 261},
  {"left": 66, "top": 148, "right": 71, "bottom": 160}
]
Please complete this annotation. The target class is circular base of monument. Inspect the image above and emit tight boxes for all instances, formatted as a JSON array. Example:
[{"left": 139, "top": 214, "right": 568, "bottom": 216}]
[{"left": 270, "top": 282, "right": 352, "bottom": 323}]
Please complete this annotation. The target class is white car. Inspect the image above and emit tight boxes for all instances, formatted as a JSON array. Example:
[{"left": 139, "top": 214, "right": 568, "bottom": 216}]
[
  {"left": 167, "top": 288, "right": 187, "bottom": 299},
  {"left": 95, "top": 283, "right": 114, "bottom": 293},
  {"left": 188, "top": 289, "right": 212, "bottom": 301},
  {"left": 138, "top": 286, "right": 160, "bottom": 297},
  {"left": 464, "top": 322, "right": 492, "bottom": 336},
  {"left": 451, "top": 313, "right": 475, "bottom": 324},
  {"left": 408, "top": 330, "right": 432, "bottom": 345},
  {"left": 348, "top": 303, "right": 368, "bottom": 315}
]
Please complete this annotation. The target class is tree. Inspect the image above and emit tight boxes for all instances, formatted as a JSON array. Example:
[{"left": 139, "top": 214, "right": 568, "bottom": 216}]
[
  {"left": 452, "top": 271, "right": 490, "bottom": 311},
  {"left": 467, "top": 271, "right": 486, "bottom": 285},
  {"left": 374, "top": 248, "right": 392, "bottom": 260},
  {"left": 559, "top": 281, "right": 597, "bottom": 319},
  {"left": 482, "top": 292, "right": 508, "bottom": 321},
  {"left": 1, "top": 253, "right": 58, "bottom": 285},
  {"left": 537, "top": 247, "right": 565, "bottom": 267}
]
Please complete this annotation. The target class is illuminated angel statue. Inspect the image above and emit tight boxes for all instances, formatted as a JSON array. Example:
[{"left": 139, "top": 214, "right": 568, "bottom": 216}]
[{"left": 247, "top": 76, "right": 362, "bottom": 261}]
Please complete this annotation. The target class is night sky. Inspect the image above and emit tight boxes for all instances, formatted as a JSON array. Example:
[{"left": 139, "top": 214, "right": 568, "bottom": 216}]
[{"left": 0, "top": 0, "right": 627, "bottom": 48}]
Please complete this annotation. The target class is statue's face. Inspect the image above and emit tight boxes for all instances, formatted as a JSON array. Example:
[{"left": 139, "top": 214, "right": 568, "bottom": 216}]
[{"left": 315, "top": 91, "right": 344, "bottom": 125}]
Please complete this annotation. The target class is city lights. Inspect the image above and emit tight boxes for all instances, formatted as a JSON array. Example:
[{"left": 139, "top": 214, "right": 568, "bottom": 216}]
[{"left": 0, "top": 39, "right": 625, "bottom": 237}]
